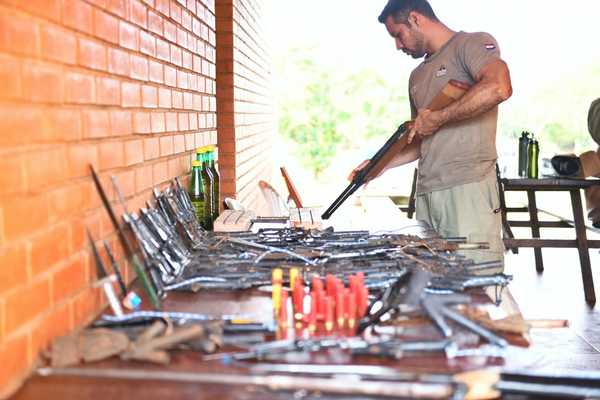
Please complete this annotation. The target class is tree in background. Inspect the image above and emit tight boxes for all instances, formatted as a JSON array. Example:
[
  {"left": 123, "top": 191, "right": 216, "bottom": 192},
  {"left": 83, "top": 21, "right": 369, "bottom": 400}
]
[
  {"left": 278, "top": 48, "right": 600, "bottom": 179},
  {"left": 277, "top": 50, "right": 409, "bottom": 178},
  {"left": 499, "top": 62, "right": 600, "bottom": 154},
  {"left": 278, "top": 57, "right": 350, "bottom": 178}
]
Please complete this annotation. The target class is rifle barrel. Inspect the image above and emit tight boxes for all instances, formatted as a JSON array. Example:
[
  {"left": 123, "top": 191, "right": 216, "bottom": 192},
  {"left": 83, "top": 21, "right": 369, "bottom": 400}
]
[
  {"left": 38, "top": 367, "right": 458, "bottom": 399},
  {"left": 322, "top": 123, "right": 407, "bottom": 220},
  {"left": 321, "top": 182, "right": 360, "bottom": 220},
  {"left": 103, "top": 240, "right": 128, "bottom": 297},
  {"left": 89, "top": 165, "right": 162, "bottom": 309}
]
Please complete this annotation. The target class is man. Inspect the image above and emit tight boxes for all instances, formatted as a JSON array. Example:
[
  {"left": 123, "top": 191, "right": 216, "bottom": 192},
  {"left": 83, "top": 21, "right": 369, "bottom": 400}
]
[
  {"left": 581, "top": 99, "right": 600, "bottom": 228},
  {"left": 351, "top": 0, "right": 512, "bottom": 265},
  {"left": 550, "top": 99, "right": 600, "bottom": 227}
]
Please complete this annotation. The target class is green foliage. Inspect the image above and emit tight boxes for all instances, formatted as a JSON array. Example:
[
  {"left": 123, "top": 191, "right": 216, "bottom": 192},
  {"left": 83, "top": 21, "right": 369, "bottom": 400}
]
[
  {"left": 278, "top": 58, "right": 349, "bottom": 177},
  {"left": 500, "top": 62, "right": 600, "bottom": 154},
  {"left": 277, "top": 51, "right": 409, "bottom": 177},
  {"left": 278, "top": 50, "right": 600, "bottom": 178},
  {"left": 543, "top": 122, "right": 576, "bottom": 150}
]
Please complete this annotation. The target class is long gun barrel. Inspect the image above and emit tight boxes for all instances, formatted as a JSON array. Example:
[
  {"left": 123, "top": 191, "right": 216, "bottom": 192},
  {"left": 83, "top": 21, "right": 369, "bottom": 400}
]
[
  {"left": 87, "top": 229, "right": 124, "bottom": 317},
  {"left": 89, "top": 165, "right": 162, "bottom": 309},
  {"left": 322, "top": 80, "right": 471, "bottom": 220},
  {"left": 103, "top": 240, "right": 128, "bottom": 298},
  {"left": 321, "top": 122, "right": 409, "bottom": 220}
]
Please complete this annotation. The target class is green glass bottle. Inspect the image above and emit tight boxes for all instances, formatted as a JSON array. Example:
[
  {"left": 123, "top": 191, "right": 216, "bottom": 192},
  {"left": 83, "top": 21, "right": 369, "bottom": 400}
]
[
  {"left": 197, "top": 149, "right": 214, "bottom": 230},
  {"left": 207, "top": 146, "right": 220, "bottom": 221},
  {"left": 188, "top": 160, "right": 205, "bottom": 225}
]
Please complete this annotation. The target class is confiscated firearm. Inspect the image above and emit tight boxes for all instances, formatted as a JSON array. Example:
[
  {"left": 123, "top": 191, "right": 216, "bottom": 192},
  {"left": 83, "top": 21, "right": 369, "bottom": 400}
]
[
  {"left": 154, "top": 187, "right": 204, "bottom": 249},
  {"left": 203, "top": 336, "right": 387, "bottom": 362},
  {"left": 102, "top": 240, "right": 127, "bottom": 298},
  {"left": 38, "top": 367, "right": 465, "bottom": 399},
  {"left": 421, "top": 293, "right": 508, "bottom": 348},
  {"left": 141, "top": 204, "right": 190, "bottom": 261},
  {"left": 87, "top": 229, "right": 124, "bottom": 316},
  {"left": 39, "top": 365, "right": 600, "bottom": 399},
  {"left": 122, "top": 213, "right": 178, "bottom": 286},
  {"left": 322, "top": 80, "right": 470, "bottom": 220},
  {"left": 249, "top": 363, "right": 447, "bottom": 381},
  {"left": 96, "top": 310, "right": 246, "bottom": 326},
  {"left": 90, "top": 165, "right": 162, "bottom": 309},
  {"left": 358, "top": 267, "right": 431, "bottom": 333},
  {"left": 428, "top": 273, "right": 513, "bottom": 292},
  {"left": 351, "top": 339, "right": 451, "bottom": 359}
]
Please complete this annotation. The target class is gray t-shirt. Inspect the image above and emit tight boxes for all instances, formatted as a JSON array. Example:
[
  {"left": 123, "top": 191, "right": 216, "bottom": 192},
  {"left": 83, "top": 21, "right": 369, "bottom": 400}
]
[{"left": 409, "top": 31, "right": 501, "bottom": 194}]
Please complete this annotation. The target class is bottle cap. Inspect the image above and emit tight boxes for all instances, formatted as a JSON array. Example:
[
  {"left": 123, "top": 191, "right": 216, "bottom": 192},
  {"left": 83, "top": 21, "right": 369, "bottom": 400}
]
[
  {"left": 191, "top": 160, "right": 201, "bottom": 167},
  {"left": 196, "top": 146, "right": 206, "bottom": 154}
]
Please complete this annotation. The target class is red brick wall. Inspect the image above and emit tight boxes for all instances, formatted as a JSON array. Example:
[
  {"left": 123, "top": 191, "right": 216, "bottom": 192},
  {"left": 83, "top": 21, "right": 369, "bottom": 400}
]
[
  {"left": 216, "top": 0, "right": 274, "bottom": 210},
  {"left": 0, "top": 0, "right": 220, "bottom": 396}
]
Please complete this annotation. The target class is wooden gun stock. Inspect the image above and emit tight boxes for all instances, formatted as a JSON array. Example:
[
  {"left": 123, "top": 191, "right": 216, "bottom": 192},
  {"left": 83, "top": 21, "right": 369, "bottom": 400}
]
[
  {"left": 280, "top": 166, "right": 304, "bottom": 208},
  {"left": 321, "top": 80, "right": 470, "bottom": 220},
  {"left": 364, "top": 80, "right": 471, "bottom": 181}
]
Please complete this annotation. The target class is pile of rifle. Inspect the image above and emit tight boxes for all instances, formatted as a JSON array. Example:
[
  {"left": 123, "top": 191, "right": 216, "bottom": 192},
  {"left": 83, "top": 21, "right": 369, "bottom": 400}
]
[
  {"left": 90, "top": 165, "right": 517, "bottom": 345},
  {"left": 93, "top": 170, "right": 507, "bottom": 295}
]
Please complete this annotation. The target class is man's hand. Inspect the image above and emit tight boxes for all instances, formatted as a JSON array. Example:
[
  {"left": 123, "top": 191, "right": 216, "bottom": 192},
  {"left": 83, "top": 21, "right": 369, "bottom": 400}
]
[
  {"left": 407, "top": 108, "right": 445, "bottom": 144},
  {"left": 348, "top": 159, "right": 370, "bottom": 182}
]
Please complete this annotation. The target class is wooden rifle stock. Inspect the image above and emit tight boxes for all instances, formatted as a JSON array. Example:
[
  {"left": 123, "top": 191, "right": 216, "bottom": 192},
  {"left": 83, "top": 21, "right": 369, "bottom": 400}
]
[
  {"left": 321, "top": 80, "right": 471, "bottom": 220},
  {"left": 280, "top": 166, "right": 303, "bottom": 208}
]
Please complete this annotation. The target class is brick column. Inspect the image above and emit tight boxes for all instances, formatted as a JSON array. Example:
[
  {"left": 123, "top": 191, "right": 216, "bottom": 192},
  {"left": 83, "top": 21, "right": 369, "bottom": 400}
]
[
  {"left": 215, "top": 0, "right": 274, "bottom": 209},
  {"left": 215, "top": 0, "right": 236, "bottom": 200}
]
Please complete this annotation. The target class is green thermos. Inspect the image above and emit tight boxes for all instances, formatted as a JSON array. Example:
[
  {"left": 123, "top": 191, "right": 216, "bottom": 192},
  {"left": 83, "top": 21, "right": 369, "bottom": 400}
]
[
  {"left": 518, "top": 131, "right": 530, "bottom": 177},
  {"left": 527, "top": 136, "right": 539, "bottom": 179}
]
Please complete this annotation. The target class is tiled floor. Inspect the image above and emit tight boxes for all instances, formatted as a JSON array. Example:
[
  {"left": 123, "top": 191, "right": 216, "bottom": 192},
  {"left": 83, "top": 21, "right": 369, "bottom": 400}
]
[
  {"left": 504, "top": 246, "right": 600, "bottom": 372},
  {"left": 327, "top": 194, "right": 600, "bottom": 374}
]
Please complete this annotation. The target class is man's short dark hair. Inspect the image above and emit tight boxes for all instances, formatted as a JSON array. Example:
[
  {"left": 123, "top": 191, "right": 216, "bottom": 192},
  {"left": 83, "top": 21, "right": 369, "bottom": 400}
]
[
  {"left": 589, "top": 98, "right": 600, "bottom": 145},
  {"left": 378, "top": 0, "right": 438, "bottom": 24}
]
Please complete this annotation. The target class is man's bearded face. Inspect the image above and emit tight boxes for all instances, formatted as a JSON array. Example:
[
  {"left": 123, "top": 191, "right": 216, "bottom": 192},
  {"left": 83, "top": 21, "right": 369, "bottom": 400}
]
[{"left": 385, "top": 17, "right": 427, "bottom": 59}]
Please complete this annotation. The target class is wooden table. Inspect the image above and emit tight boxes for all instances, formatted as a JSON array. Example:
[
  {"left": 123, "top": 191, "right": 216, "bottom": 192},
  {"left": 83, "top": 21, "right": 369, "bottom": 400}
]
[
  {"left": 498, "top": 177, "right": 600, "bottom": 304},
  {"left": 8, "top": 219, "right": 564, "bottom": 399},
  {"left": 12, "top": 289, "right": 538, "bottom": 400}
]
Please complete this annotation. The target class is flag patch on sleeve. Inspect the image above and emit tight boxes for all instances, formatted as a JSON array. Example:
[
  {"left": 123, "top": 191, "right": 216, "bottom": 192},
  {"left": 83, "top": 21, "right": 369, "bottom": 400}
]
[
  {"left": 436, "top": 65, "right": 447, "bottom": 77},
  {"left": 485, "top": 43, "right": 496, "bottom": 50}
]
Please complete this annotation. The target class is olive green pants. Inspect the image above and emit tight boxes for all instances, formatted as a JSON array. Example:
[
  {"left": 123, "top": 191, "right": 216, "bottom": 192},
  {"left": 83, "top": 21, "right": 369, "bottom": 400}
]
[
  {"left": 416, "top": 172, "right": 523, "bottom": 316},
  {"left": 416, "top": 170, "right": 505, "bottom": 270}
]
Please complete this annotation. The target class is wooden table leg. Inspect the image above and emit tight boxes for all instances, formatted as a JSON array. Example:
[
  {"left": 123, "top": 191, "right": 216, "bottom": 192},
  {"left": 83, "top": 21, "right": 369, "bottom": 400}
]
[
  {"left": 570, "top": 189, "right": 596, "bottom": 304},
  {"left": 497, "top": 173, "right": 518, "bottom": 254},
  {"left": 527, "top": 190, "right": 544, "bottom": 272}
]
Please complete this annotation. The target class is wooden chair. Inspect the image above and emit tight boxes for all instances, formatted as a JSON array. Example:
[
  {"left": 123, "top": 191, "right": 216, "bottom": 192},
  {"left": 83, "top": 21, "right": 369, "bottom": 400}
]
[
  {"left": 258, "top": 180, "right": 289, "bottom": 217},
  {"left": 280, "top": 167, "right": 303, "bottom": 209},
  {"left": 496, "top": 164, "right": 519, "bottom": 254}
]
